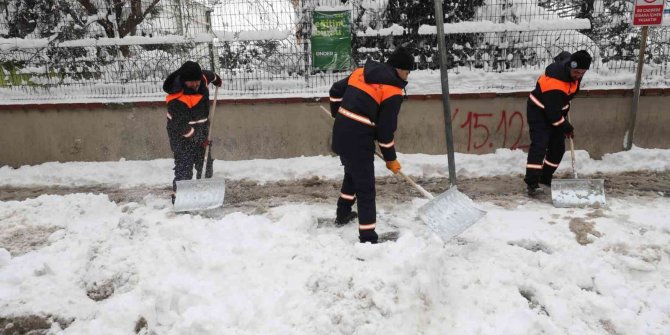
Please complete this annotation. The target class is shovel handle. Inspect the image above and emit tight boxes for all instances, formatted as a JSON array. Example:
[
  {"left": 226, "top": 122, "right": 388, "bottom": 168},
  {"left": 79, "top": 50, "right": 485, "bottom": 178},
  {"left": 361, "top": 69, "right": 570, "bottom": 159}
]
[
  {"left": 569, "top": 137, "right": 578, "bottom": 179},
  {"left": 399, "top": 172, "right": 435, "bottom": 200},
  {"left": 319, "top": 105, "right": 333, "bottom": 118},
  {"left": 320, "top": 105, "right": 434, "bottom": 200},
  {"left": 203, "top": 86, "right": 219, "bottom": 170},
  {"left": 567, "top": 113, "right": 578, "bottom": 179},
  {"left": 372, "top": 147, "right": 435, "bottom": 200}
]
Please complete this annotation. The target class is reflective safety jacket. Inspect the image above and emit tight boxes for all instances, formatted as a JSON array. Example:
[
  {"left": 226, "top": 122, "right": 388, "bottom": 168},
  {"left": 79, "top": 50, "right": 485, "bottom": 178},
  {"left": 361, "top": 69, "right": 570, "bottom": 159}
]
[
  {"left": 163, "top": 69, "right": 218, "bottom": 141},
  {"left": 527, "top": 52, "right": 581, "bottom": 128},
  {"left": 329, "top": 60, "right": 408, "bottom": 161}
]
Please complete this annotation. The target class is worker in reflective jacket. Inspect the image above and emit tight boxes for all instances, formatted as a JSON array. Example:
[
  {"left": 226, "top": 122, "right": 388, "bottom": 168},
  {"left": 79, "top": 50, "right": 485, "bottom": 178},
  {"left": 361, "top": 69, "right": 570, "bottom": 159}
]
[
  {"left": 329, "top": 46, "right": 414, "bottom": 244},
  {"left": 525, "top": 50, "right": 592, "bottom": 196},
  {"left": 163, "top": 61, "right": 222, "bottom": 204}
]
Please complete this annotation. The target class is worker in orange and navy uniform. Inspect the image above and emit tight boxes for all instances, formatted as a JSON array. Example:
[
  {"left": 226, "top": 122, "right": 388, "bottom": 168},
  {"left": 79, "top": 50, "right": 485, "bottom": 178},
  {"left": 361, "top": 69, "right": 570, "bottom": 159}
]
[
  {"left": 525, "top": 50, "right": 591, "bottom": 196},
  {"left": 163, "top": 61, "right": 222, "bottom": 204},
  {"left": 329, "top": 46, "right": 414, "bottom": 244}
]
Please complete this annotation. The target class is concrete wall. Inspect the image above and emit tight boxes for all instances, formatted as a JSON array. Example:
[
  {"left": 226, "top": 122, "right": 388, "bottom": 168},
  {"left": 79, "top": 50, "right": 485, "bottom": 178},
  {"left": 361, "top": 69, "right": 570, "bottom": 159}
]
[{"left": 1, "top": 90, "right": 668, "bottom": 167}]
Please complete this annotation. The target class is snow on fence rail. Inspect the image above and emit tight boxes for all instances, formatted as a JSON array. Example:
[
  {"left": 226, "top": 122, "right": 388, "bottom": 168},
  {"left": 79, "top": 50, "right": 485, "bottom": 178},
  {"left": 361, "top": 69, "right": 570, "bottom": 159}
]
[
  {"left": 0, "top": 34, "right": 215, "bottom": 50},
  {"left": 417, "top": 19, "right": 592, "bottom": 34},
  {"left": 0, "top": 0, "right": 668, "bottom": 103}
]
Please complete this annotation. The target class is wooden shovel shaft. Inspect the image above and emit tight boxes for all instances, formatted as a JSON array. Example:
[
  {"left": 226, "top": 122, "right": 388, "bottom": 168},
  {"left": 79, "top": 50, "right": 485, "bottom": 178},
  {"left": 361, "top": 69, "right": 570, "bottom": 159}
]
[
  {"left": 203, "top": 86, "right": 219, "bottom": 170},
  {"left": 567, "top": 113, "right": 578, "bottom": 179},
  {"left": 319, "top": 105, "right": 333, "bottom": 118},
  {"left": 569, "top": 137, "right": 578, "bottom": 179},
  {"left": 374, "top": 151, "right": 435, "bottom": 200},
  {"left": 319, "top": 105, "right": 435, "bottom": 200}
]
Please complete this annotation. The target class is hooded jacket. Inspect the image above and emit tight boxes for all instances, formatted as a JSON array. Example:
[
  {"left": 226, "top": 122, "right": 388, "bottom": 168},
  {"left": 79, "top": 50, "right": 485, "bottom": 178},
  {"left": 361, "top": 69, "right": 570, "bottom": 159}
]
[
  {"left": 329, "top": 60, "right": 408, "bottom": 161},
  {"left": 527, "top": 51, "right": 581, "bottom": 131},
  {"left": 163, "top": 69, "right": 218, "bottom": 142}
]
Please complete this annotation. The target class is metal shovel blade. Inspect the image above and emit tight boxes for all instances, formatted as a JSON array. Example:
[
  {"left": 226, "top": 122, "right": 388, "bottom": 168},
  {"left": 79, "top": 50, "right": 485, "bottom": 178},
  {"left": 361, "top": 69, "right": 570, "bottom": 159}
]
[
  {"left": 173, "top": 178, "right": 226, "bottom": 212},
  {"left": 418, "top": 186, "right": 487, "bottom": 241},
  {"left": 551, "top": 178, "right": 605, "bottom": 208}
]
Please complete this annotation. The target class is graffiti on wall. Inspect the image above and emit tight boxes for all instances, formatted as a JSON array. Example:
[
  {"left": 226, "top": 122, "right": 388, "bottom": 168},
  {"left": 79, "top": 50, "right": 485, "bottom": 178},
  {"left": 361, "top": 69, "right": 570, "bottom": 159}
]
[{"left": 453, "top": 108, "right": 530, "bottom": 152}]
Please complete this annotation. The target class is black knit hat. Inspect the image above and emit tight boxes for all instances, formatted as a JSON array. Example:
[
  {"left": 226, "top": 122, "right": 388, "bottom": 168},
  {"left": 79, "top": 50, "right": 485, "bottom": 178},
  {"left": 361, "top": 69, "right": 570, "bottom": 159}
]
[
  {"left": 179, "top": 61, "right": 203, "bottom": 81},
  {"left": 569, "top": 50, "right": 592, "bottom": 70},
  {"left": 386, "top": 47, "right": 414, "bottom": 70}
]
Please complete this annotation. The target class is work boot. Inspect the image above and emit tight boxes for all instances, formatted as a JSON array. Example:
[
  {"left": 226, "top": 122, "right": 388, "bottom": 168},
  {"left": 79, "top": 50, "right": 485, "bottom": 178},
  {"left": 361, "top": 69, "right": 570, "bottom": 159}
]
[
  {"left": 334, "top": 211, "right": 357, "bottom": 227},
  {"left": 359, "top": 229, "right": 378, "bottom": 244},
  {"left": 527, "top": 183, "right": 544, "bottom": 197}
]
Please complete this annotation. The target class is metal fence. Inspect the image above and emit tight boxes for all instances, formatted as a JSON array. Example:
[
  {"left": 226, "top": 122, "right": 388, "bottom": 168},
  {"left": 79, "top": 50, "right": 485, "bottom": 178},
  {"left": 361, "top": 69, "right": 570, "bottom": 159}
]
[{"left": 0, "top": 0, "right": 668, "bottom": 102}]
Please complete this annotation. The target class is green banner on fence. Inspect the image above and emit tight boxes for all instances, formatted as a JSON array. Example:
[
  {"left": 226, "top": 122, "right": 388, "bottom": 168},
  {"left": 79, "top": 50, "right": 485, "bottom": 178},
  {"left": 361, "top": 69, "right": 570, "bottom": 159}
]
[{"left": 311, "top": 10, "right": 352, "bottom": 71}]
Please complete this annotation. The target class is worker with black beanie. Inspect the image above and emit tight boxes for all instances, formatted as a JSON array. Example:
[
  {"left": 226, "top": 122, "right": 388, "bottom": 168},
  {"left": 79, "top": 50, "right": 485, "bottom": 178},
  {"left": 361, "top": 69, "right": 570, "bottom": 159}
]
[
  {"left": 524, "top": 50, "right": 592, "bottom": 196},
  {"left": 163, "top": 61, "right": 223, "bottom": 205},
  {"left": 327, "top": 46, "right": 415, "bottom": 243}
]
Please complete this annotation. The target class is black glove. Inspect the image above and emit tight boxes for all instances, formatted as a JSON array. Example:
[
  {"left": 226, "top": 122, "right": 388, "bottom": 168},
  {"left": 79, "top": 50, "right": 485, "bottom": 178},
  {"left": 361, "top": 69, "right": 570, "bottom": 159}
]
[
  {"left": 560, "top": 121, "right": 574, "bottom": 139},
  {"left": 212, "top": 75, "right": 222, "bottom": 87}
]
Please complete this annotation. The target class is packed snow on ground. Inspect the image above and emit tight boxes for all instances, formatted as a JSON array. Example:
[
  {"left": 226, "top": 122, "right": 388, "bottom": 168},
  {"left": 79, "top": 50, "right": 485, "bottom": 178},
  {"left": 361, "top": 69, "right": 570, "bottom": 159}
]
[
  {"left": 1, "top": 146, "right": 669, "bottom": 188},
  {"left": 1, "top": 148, "right": 669, "bottom": 335}
]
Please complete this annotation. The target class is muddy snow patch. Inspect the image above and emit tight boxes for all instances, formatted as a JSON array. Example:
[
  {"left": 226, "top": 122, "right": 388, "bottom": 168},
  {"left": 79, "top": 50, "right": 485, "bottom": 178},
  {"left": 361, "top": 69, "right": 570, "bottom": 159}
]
[
  {"left": 568, "top": 217, "right": 602, "bottom": 245},
  {"left": 0, "top": 315, "right": 72, "bottom": 334},
  {"left": 0, "top": 225, "right": 60, "bottom": 256}
]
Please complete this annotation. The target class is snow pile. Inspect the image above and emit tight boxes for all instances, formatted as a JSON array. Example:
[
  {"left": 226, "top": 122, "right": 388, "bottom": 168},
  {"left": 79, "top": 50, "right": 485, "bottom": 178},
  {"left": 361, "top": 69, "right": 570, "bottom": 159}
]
[
  {"left": 2, "top": 147, "right": 669, "bottom": 188},
  {"left": 1, "top": 148, "right": 669, "bottom": 334},
  {"left": 1, "top": 191, "right": 669, "bottom": 334}
]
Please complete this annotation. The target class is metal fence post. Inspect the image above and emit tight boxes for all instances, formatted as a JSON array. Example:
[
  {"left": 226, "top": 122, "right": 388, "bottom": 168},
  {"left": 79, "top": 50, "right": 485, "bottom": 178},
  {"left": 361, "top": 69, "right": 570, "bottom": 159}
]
[
  {"left": 206, "top": 8, "right": 217, "bottom": 74},
  {"left": 625, "top": 25, "right": 649, "bottom": 151},
  {"left": 302, "top": 0, "right": 311, "bottom": 87},
  {"left": 432, "top": 0, "right": 457, "bottom": 186}
]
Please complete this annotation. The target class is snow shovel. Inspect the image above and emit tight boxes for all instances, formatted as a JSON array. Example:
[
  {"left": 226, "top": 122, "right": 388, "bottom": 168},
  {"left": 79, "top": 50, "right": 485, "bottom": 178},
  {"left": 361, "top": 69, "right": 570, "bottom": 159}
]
[
  {"left": 173, "top": 86, "right": 226, "bottom": 212},
  {"left": 318, "top": 105, "right": 485, "bottom": 240},
  {"left": 551, "top": 136, "right": 606, "bottom": 208},
  {"left": 375, "top": 152, "right": 486, "bottom": 241}
]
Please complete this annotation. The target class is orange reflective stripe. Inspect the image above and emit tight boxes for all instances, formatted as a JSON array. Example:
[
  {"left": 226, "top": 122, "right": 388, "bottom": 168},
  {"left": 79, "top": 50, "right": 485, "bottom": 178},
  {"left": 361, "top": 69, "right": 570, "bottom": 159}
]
[
  {"left": 178, "top": 95, "right": 203, "bottom": 109},
  {"left": 165, "top": 91, "right": 203, "bottom": 109},
  {"left": 529, "top": 93, "right": 544, "bottom": 109},
  {"left": 530, "top": 93, "right": 571, "bottom": 112},
  {"left": 330, "top": 97, "right": 342, "bottom": 102},
  {"left": 188, "top": 118, "right": 208, "bottom": 125},
  {"left": 340, "top": 193, "right": 355, "bottom": 200},
  {"left": 347, "top": 68, "right": 403, "bottom": 104},
  {"left": 526, "top": 163, "right": 543, "bottom": 170},
  {"left": 359, "top": 223, "right": 376, "bottom": 230},
  {"left": 166, "top": 113, "right": 172, "bottom": 120},
  {"left": 544, "top": 159, "right": 559, "bottom": 168},
  {"left": 183, "top": 127, "right": 195, "bottom": 138},
  {"left": 348, "top": 68, "right": 382, "bottom": 104},
  {"left": 552, "top": 117, "right": 565, "bottom": 126},
  {"left": 537, "top": 75, "right": 578, "bottom": 95},
  {"left": 339, "top": 107, "right": 375, "bottom": 126},
  {"left": 166, "top": 91, "right": 183, "bottom": 103},
  {"left": 379, "top": 140, "right": 395, "bottom": 148},
  {"left": 381, "top": 85, "right": 402, "bottom": 102}
]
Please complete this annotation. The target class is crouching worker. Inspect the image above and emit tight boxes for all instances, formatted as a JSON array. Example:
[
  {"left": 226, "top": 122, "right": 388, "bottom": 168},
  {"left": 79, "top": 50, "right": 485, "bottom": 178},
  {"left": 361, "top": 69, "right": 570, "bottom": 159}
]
[
  {"left": 524, "top": 50, "right": 591, "bottom": 196},
  {"left": 163, "top": 61, "right": 222, "bottom": 204},
  {"left": 328, "top": 46, "right": 414, "bottom": 244}
]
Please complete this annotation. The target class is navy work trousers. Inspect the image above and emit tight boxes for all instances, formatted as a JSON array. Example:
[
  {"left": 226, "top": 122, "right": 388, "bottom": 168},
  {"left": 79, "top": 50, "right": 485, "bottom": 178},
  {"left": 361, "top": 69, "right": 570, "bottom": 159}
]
[{"left": 337, "top": 155, "right": 376, "bottom": 225}]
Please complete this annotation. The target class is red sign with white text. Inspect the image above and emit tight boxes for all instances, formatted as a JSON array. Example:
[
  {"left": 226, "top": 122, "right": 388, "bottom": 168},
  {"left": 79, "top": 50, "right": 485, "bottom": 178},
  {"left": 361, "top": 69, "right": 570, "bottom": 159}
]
[{"left": 633, "top": 0, "right": 665, "bottom": 26}]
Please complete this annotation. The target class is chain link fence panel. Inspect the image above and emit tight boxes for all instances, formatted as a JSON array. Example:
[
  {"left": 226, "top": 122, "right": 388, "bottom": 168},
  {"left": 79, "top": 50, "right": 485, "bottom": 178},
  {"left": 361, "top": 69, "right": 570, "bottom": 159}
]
[{"left": 0, "top": 0, "right": 668, "bottom": 102}]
